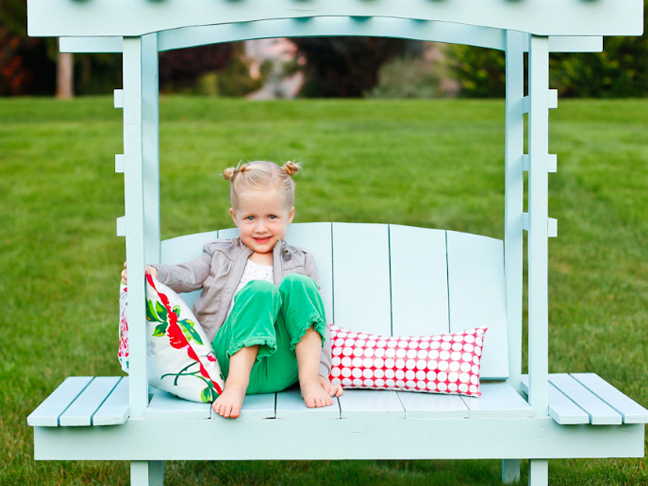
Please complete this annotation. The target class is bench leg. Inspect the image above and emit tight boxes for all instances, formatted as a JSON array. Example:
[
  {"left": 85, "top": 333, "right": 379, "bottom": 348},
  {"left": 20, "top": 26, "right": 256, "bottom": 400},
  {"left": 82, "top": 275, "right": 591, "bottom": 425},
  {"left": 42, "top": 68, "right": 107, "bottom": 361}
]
[
  {"left": 502, "top": 459, "right": 521, "bottom": 483},
  {"left": 528, "top": 459, "right": 548, "bottom": 486},
  {"left": 131, "top": 460, "right": 164, "bottom": 486}
]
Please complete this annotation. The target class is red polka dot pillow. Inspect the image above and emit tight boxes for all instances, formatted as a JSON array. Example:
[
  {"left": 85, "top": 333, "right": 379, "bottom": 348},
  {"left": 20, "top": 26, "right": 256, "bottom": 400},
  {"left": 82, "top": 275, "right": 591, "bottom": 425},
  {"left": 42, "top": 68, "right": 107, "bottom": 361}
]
[{"left": 328, "top": 325, "right": 488, "bottom": 397}]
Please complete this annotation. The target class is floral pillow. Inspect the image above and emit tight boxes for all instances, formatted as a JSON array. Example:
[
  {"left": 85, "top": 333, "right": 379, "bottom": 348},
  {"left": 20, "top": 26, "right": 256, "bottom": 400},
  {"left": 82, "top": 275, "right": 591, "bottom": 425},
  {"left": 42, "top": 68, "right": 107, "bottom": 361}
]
[
  {"left": 328, "top": 325, "right": 487, "bottom": 397},
  {"left": 119, "top": 274, "right": 224, "bottom": 403}
]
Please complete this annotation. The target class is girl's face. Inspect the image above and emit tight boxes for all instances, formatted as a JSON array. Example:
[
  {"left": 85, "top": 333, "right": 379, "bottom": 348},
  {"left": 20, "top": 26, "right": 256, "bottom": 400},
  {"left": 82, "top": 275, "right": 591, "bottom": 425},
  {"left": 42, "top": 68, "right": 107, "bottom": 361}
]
[{"left": 230, "top": 187, "right": 295, "bottom": 256}]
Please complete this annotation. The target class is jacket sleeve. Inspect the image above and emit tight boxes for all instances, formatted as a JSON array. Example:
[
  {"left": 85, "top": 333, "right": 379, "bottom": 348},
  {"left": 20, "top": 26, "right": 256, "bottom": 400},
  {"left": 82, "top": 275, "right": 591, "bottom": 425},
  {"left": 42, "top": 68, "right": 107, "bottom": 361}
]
[
  {"left": 304, "top": 251, "right": 332, "bottom": 379},
  {"left": 151, "top": 250, "right": 212, "bottom": 293}
]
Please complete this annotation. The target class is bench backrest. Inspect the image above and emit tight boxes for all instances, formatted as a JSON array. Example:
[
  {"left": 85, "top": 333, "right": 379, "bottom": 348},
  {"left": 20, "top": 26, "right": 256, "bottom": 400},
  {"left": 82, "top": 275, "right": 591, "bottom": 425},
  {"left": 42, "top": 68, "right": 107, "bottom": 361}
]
[{"left": 160, "top": 222, "right": 508, "bottom": 380}]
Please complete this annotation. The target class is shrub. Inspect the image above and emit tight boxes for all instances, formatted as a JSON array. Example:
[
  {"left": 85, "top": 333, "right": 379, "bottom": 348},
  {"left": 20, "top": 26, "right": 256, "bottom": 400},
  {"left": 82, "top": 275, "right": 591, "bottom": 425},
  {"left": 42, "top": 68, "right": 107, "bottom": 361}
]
[{"left": 366, "top": 56, "right": 441, "bottom": 99}]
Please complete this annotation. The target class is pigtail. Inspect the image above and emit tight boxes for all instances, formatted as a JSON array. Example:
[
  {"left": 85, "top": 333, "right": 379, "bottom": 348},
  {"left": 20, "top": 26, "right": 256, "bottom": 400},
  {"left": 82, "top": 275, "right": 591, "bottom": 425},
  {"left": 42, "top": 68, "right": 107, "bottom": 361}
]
[
  {"left": 223, "top": 167, "right": 237, "bottom": 181},
  {"left": 282, "top": 161, "right": 301, "bottom": 177},
  {"left": 223, "top": 163, "right": 251, "bottom": 181}
]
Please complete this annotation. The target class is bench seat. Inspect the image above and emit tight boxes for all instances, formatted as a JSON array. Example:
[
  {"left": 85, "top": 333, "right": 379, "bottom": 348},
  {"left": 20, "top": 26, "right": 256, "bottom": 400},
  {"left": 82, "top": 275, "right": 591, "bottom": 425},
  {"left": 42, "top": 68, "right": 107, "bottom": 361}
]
[
  {"left": 26, "top": 223, "right": 648, "bottom": 482},
  {"left": 29, "top": 374, "right": 648, "bottom": 427},
  {"left": 520, "top": 373, "right": 648, "bottom": 425},
  {"left": 29, "top": 374, "right": 647, "bottom": 461}
]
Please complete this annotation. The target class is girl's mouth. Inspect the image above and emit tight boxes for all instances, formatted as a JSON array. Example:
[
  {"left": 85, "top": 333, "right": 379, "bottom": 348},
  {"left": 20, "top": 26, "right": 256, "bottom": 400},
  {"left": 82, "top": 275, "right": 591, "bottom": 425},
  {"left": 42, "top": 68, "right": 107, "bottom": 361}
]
[{"left": 254, "top": 237, "right": 271, "bottom": 244}]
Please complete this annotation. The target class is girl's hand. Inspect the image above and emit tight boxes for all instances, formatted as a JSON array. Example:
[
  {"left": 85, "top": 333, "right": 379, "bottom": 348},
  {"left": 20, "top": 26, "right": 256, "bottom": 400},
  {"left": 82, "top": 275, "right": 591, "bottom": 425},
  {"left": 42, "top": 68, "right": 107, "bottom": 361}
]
[
  {"left": 319, "top": 375, "right": 343, "bottom": 398},
  {"left": 121, "top": 262, "right": 158, "bottom": 285}
]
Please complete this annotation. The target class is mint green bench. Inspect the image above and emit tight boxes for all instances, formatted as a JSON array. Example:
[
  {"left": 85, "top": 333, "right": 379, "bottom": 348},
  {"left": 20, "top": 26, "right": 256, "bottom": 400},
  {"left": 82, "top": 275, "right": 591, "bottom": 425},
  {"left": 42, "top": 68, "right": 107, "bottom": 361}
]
[
  {"left": 28, "top": 223, "right": 648, "bottom": 485},
  {"left": 26, "top": 1, "right": 646, "bottom": 485}
]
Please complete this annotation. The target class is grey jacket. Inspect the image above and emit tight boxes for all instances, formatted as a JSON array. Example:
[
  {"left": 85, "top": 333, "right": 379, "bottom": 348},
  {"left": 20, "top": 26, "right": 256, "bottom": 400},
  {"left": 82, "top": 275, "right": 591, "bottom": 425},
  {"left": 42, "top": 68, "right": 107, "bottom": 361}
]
[{"left": 152, "top": 238, "right": 331, "bottom": 377}]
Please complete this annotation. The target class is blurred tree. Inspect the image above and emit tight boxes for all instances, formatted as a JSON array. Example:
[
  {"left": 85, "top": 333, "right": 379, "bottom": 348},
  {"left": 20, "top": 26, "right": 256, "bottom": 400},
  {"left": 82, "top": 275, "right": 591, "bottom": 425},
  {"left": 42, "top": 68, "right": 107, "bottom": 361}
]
[
  {"left": 292, "top": 37, "right": 410, "bottom": 97},
  {"left": 56, "top": 52, "right": 74, "bottom": 99},
  {"left": 72, "top": 53, "right": 122, "bottom": 96},
  {"left": 0, "top": 0, "right": 56, "bottom": 96},
  {"left": 550, "top": 10, "right": 648, "bottom": 97},
  {"left": 447, "top": 44, "right": 506, "bottom": 98},
  {"left": 159, "top": 43, "right": 235, "bottom": 93},
  {"left": 367, "top": 56, "right": 441, "bottom": 99},
  {"left": 448, "top": 1, "right": 648, "bottom": 98}
]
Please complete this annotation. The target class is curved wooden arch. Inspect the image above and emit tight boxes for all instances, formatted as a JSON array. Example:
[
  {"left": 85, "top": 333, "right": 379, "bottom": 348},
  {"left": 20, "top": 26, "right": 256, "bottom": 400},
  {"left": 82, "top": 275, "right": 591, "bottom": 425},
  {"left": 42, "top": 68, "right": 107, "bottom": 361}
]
[
  {"left": 160, "top": 17, "right": 507, "bottom": 52},
  {"left": 60, "top": 18, "right": 602, "bottom": 55}
]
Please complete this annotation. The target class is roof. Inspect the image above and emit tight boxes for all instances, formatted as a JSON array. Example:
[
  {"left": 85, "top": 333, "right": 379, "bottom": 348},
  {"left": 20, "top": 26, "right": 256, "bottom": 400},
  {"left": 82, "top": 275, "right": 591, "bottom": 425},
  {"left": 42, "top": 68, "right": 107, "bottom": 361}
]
[{"left": 28, "top": 0, "right": 644, "bottom": 38}]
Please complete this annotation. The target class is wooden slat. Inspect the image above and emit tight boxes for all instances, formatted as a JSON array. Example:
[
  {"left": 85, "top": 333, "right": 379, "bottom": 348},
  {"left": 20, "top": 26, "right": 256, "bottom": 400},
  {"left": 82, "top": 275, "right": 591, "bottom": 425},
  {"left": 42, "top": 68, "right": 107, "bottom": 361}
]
[
  {"left": 160, "top": 230, "right": 220, "bottom": 265},
  {"left": 526, "top": 35, "right": 551, "bottom": 418},
  {"left": 217, "top": 228, "right": 239, "bottom": 239},
  {"left": 461, "top": 382, "right": 533, "bottom": 418},
  {"left": 571, "top": 373, "right": 648, "bottom": 424},
  {"left": 504, "top": 29, "right": 526, "bottom": 391},
  {"left": 27, "top": 377, "right": 93, "bottom": 427},
  {"left": 521, "top": 376, "right": 589, "bottom": 425},
  {"left": 93, "top": 377, "right": 130, "bottom": 426},
  {"left": 122, "top": 34, "right": 160, "bottom": 418},
  {"left": 446, "top": 231, "right": 508, "bottom": 380},
  {"left": 332, "top": 223, "right": 391, "bottom": 335},
  {"left": 389, "top": 225, "right": 450, "bottom": 336},
  {"left": 338, "top": 389, "right": 404, "bottom": 419},
  {"left": 147, "top": 390, "right": 211, "bottom": 420},
  {"left": 549, "top": 374, "right": 622, "bottom": 425},
  {"left": 275, "top": 389, "right": 340, "bottom": 420},
  {"left": 210, "top": 393, "right": 276, "bottom": 420},
  {"left": 285, "top": 223, "right": 334, "bottom": 324},
  {"left": 397, "top": 391, "right": 469, "bottom": 419},
  {"left": 59, "top": 377, "right": 121, "bottom": 426},
  {"left": 160, "top": 230, "right": 221, "bottom": 308}
]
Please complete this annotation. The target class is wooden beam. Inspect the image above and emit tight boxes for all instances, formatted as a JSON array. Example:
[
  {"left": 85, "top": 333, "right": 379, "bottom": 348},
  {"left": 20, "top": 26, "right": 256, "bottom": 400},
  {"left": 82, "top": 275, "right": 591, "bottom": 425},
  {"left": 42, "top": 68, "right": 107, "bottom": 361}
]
[
  {"left": 58, "top": 29, "right": 603, "bottom": 55},
  {"left": 28, "top": 0, "right": 643, "bottom": 38},
  {"left": 504, "top": 30, "right": 525, "bottom": 391},
  {"left": 122, "top": 35, "right": 157, "bottom": 418},
  {"left": 33, "top": 417, "right": 645, "bottom": 460},
  {"left": 527, "top": 35, "right": 551, "bottom": 418}
]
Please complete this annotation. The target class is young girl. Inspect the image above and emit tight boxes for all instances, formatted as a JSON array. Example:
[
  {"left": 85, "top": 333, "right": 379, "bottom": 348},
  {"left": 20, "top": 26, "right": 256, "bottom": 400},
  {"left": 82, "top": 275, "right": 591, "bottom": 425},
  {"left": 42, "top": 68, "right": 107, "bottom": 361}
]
[{"left": 122, "top": 161, "right": 342, "bottom": 418}]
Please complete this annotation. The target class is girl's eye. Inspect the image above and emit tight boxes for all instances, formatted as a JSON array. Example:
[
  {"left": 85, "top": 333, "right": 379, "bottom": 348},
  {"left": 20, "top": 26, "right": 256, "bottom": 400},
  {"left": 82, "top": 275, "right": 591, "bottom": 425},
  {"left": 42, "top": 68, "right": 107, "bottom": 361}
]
[
  {"left": 269, "top": 215, "right": 277, "bottom": 220},
  {"left": 245, "top": 216, "right": 254, "bottom": 221}
]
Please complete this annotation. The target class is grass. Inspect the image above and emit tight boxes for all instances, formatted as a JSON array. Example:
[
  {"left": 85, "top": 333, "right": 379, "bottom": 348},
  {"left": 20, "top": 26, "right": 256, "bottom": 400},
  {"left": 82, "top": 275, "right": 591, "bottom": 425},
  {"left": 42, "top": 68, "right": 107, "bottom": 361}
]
[{"left": 1, "top": 96, "right": 647, "bottom": 485}]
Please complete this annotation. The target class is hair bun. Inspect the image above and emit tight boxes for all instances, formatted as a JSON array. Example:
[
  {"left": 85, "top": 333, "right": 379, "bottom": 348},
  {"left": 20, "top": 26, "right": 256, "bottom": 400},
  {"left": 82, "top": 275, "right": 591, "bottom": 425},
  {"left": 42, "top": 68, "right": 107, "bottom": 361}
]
[
  {"left": 223, "top": 167, "right": 237, "bottom": 181},
  {"left": 282, "top": 161, "right": 301, "bottom": 176},
  {"left": 223, "top": 163, "right": 251, "bottom": 181}
]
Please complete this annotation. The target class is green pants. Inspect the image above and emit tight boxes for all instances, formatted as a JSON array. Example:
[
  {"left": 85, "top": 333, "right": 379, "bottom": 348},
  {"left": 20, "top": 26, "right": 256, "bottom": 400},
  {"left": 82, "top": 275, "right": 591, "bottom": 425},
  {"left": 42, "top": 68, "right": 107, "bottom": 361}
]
[{"left": 212, "top": 274, "right": 326, "bottom": 395}]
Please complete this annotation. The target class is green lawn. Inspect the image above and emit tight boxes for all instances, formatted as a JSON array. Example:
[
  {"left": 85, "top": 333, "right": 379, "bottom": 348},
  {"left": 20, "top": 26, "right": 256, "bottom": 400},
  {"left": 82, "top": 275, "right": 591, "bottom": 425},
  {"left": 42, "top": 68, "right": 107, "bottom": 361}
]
[{"left": 1, "top": 96, "right": 647, "bottom": 485}]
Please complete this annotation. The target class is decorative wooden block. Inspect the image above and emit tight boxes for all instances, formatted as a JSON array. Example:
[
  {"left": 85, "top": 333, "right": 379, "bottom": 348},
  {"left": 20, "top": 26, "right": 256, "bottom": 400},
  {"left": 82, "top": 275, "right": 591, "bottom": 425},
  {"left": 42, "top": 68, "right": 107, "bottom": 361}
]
[
  {"left": 115, "top": 154, "right": 125, "bottom": 174},
  {"left": 113, "top": 89, "right": 123, "bottom": 109}
]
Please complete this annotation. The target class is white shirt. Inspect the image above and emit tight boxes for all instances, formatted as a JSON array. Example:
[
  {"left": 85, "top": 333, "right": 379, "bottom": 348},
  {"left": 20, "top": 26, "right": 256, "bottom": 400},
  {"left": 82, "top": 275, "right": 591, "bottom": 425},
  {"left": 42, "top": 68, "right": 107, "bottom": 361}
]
[{"left": 226, "top": 259, "right": 275, "bottom": 317}]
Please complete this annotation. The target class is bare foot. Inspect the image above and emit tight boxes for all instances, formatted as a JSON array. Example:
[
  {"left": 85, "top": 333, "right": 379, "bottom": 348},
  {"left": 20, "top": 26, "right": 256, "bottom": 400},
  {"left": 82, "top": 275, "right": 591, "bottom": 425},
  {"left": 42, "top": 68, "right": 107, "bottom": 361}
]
[
  {"left": 212, "top": 386, "right": 246, "bottom": 419},
  {"left": 300, "top": 378, "right": 334, "bottom": 408}
]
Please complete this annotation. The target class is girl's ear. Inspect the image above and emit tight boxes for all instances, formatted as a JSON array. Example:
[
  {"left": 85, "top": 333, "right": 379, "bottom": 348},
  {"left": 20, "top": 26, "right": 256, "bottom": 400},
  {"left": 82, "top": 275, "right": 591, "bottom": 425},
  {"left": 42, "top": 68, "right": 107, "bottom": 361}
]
[
  {"left": 288, "top": 206, "right": 295, "bottom": 225},
  {"left": 229, "top": 208, "right": 238, "bottom": 227}
]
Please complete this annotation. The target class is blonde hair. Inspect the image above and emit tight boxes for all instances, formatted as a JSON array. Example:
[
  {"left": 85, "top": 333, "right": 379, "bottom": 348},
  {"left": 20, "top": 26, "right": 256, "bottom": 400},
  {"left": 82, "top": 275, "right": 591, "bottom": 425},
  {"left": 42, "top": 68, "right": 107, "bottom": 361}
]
[{"left": 223, "top": 161, "right": 301, "bottom": 210}]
